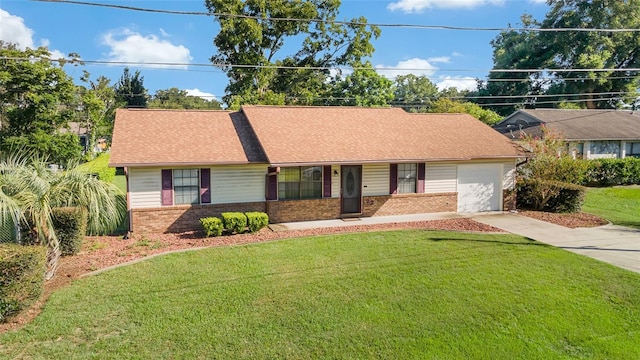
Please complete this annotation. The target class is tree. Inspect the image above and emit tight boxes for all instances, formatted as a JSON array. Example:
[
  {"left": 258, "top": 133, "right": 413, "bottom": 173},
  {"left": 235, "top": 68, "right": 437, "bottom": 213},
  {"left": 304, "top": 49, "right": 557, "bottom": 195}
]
[
  {"left": 148, "top": 88, "right": 222, "bottom": 110},
  {"left": 477, "top": 2, "right": 640, "bottom": 114},
  {"left": 205, "top": 0, "right": 380, "bottom": 106},
  {"left": 0, "top": 42, "right": 83, "bottom": 164},
  {"left": 325, "top": 63, "right": 394, "bottom": 106},
  {"left": 114, "top": 67, "right": 148, "bottom": 108},
  {"left": 393, "top": 74, "right": 439, "bottom": 112},
  {"left": 75, "top": 73, "right": 118, "bottom": 157},
  {"left": 428, "top": 98, "right": 503, "bottom": 125},
  {"left": 0, "top": 153, "right": 126, "bottom": 279}
]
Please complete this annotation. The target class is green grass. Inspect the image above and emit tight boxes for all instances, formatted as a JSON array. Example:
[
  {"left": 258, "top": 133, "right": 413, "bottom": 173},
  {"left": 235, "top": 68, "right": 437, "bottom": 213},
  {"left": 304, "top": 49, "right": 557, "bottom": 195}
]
[
  {"left": 78, "top": 153, "right": 115, "bottom": 182},
  {"left": 583, "top": 186, "right": 640, "bottom": 228},
  {"left": 2, "top": 230, "right": 640, "bottom": 359}
]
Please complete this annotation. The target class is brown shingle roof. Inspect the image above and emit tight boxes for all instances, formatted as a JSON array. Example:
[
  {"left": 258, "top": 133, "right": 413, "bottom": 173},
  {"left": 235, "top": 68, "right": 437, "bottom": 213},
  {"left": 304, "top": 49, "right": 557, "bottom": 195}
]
[
  {"left": 497, "top": 109, "right": 640, "bottom": 141},
  {"left": 109, "top": 109, "right": 265, "bottom": 167},
  {"left": 241, "top": 105, "right": 522, "bottom": 165}
]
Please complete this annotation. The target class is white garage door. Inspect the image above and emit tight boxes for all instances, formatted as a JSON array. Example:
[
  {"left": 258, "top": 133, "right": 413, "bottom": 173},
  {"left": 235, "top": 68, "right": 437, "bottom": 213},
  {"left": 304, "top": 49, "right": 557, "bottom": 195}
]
[{"left": 457, "top": 164, "right": 502, "bottom": 213}]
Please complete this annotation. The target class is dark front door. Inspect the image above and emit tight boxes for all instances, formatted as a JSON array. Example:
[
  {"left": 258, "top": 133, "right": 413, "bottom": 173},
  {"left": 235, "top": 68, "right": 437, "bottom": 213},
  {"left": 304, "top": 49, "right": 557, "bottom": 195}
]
[{"left": 341, "top": 165, "right": 362, "bottom": 215}]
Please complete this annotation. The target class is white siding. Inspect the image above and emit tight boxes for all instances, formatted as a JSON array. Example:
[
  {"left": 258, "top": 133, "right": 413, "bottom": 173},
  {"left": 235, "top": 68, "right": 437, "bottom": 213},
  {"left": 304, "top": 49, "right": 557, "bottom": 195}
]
[
  {"left": 362, "top": 164, "right": 389, "bottom": 196},
  {"left": 503, "top": 162, "right": 516, "bottom": 190},
  {"left": 425, "top": 164, "right": 457, "bottom": 193},
  {"left": 211, "top": 165, "right": 267, "bottom": 204},
  {"left": 331, "top": 165, "right": 340, "bottom": 198},
  {"left": 129, "top": 167, "right": 161, "bottom": 209}
]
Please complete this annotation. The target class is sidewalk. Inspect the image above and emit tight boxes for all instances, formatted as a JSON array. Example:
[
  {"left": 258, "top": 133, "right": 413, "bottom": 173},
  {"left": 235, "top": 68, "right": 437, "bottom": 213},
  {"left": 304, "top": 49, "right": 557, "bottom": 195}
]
[
  {"left": 269, "top": 212, "right": 466, "bottom": 231},
  {"left": 473, "top": 213, "right": 640, "bottom": 274}
]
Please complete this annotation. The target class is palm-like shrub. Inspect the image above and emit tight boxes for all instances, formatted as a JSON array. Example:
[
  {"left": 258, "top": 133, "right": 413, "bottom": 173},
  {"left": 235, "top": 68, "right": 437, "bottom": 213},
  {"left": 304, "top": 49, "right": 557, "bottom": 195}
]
[{"left": 0, "top": 153, "right": 126, "bottom": 279}]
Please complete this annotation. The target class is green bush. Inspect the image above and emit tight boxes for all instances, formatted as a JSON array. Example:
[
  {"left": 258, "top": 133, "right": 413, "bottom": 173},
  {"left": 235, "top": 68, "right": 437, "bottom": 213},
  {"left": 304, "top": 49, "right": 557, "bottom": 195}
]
[
  {"left": 583, "top": 158, "right": 640, "bottom": 186},
  {"left": 52, "top": 207, "right": 87, "bottom": 256},
  {"left": 221, "top": 212, "right": 247, "bottom": 234},
  {"left": 0, "top": 244, "right": 46, "bottom": 322},
  {"left": 517, "top": 179, "right": 586, "bottom": 213},
  {"left": 245, "top": 212, "right": 269, "bottom": 233},
  {"left": 200, "top": 217, "right": 224, "bottom": 237}
]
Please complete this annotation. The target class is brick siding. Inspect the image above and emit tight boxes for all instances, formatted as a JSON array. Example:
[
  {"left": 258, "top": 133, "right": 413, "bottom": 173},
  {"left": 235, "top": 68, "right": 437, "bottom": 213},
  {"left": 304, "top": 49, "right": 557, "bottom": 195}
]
[
  {"left": 131, "top": 193, "right": 462, "bottom": 233},
  {"left": 266, "top": 198, "right": 341, "bottom": 223},
  {"left": 131, "top": 202, "right": 266, "bottom": 233},
  {"left": 503, "top": 189, "right": 517, "bottom": 211},
  {"left": 363, "top": 193, "right": 457, "bottom": 216}
]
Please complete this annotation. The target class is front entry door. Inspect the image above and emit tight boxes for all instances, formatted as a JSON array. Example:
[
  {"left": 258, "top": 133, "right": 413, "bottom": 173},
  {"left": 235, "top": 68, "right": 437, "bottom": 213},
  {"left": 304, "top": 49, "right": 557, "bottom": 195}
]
[{"left": 341, "top": 165, "right": 362, "bottom": 215}]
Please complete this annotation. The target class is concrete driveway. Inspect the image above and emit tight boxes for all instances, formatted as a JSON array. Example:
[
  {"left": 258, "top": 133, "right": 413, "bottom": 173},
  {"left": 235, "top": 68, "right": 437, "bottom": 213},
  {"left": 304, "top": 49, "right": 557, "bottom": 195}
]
[{"left": 473, "top": 213, "right": 640, "bottom": 274}]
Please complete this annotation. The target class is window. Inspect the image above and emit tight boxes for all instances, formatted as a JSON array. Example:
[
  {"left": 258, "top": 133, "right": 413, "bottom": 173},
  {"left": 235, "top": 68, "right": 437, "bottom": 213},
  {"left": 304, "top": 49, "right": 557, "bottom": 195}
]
[
  {"left": 278, "top": 166, "right": 322, "bottom": 199},
  {"left": 173, "top": 169, "right": 200, "bottom": 205},
  {"left": 397, "top": 163, "right": 417, "bottom": 194},
  {"left": 626, "top": 142, "right": 640, "bottom": 158},
  {"left": 590, "top": 141, "right": 620, "bottom": 157}
]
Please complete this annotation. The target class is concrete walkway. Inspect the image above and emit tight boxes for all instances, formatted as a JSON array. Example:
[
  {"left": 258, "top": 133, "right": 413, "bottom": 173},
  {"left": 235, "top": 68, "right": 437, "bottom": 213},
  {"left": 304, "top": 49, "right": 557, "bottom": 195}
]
[
  {"left": 272, "top": 212, "right": 640, "bottom": 274},
  {"left": 473, "top": 213, "right": 640, "bottom": 274}
]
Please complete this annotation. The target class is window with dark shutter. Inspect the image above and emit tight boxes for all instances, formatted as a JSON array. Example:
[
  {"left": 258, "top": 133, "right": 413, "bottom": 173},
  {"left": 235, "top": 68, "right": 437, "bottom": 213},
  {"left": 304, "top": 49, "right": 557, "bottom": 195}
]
[
  {"left": 417, "top": 163, "right": 425, "bottom": 193},
  {"left": 323, "top": 165, "right": 331, "bottom": 198}
]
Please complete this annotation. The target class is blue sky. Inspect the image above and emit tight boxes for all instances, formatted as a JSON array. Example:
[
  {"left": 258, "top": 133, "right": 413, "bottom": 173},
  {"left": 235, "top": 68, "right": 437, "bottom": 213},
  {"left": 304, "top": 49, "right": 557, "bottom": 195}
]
[{"left": 1, "top": 0, "right": 549, "bottom": 103}]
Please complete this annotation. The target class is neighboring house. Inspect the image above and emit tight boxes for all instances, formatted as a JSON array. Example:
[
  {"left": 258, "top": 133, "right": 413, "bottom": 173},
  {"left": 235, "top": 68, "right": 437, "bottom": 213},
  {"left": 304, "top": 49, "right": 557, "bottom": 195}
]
[
  {"left": 109, "top": 106, "right": 523, "bottom": 233},
  {"left": 493, "top": 109, "right": 640, "bottom": 159}
]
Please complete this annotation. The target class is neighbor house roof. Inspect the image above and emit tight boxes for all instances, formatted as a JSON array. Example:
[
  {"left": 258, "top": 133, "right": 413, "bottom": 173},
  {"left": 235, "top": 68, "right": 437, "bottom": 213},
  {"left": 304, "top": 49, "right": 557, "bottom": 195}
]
[
  {"left": 110, "top": 106, "right": 523, "bottom": 167},
  {"left": 109, "top": 109, "right": 267, "bottom": 167},
  {"left": 242, "top": 105, "right": 523, "bottom": 165},
  {"left": 494, "top": 109, "right": 640, "bottom": 141}
]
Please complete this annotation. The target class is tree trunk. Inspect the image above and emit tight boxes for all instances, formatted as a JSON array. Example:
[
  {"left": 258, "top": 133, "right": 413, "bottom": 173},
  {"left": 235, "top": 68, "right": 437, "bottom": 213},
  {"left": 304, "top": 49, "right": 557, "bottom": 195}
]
[{"left": 45, "top": 234, "right": 61, "bottom": 280}]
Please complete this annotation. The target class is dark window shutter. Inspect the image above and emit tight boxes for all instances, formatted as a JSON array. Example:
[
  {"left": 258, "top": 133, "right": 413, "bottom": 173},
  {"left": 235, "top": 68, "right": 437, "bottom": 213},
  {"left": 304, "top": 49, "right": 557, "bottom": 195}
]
[
  {"left": 200, "top": 168, "right": 211, "bottom": 204},
  {"left": 417, "top": 163, "right": 425, "bottom": 193},
  {"left": 389, "top": 163, "right": 398, "bottom": 195},
  {"left": 161, "top": 169, "right": 173, "bottom": 206},
  {"left": 266, "top": 167, "right": 278, "bottom": 200},
  {"left": 323, "top": 165, "right": 331, "bottom": 198}
]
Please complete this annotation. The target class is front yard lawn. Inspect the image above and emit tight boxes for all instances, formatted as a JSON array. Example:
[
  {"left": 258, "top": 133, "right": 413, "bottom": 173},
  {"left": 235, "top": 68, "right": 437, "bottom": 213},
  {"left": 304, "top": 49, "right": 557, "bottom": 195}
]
[
  {"left": 1, "top": 230, "right": 639, "bottom": 359},
  {"left": 583, "top": 186, "right": 640, "bottom": 228}
]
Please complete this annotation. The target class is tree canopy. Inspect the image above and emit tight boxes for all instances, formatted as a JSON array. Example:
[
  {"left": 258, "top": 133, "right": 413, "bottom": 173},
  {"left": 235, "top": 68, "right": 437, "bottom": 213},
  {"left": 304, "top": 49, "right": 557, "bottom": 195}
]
[
  {"left": 476, "top": 1, "right": 640, "bottom": 115},
  {"left": 114, "top": 67, "right": 148, "bottom": 108},
  {"left": 205, "top": 0, "right": 380, "bottom": 107},
  {"left": 148, "top": 88, "right": 222, "bottom": 110},
  {"left": 0, "top": 42, "right": 83, "bottom": 164}
]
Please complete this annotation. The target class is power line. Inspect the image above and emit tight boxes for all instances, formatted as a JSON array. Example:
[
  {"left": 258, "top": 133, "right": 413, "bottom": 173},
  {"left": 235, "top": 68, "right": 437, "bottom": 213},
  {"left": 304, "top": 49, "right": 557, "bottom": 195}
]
[
  {"left": 4, "top": 56, "right": 640, "bottom": 75},
  {"left": 31, "top": 0, "right": 640, "bottom": 33}
]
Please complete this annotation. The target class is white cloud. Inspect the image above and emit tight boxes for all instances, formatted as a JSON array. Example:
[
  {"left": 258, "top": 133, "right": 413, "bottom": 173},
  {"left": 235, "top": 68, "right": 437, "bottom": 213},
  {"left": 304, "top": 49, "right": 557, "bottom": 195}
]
[
  {"left": 0, "top": 9, "right": 66, "bottom": 59},
  {"left": 529, "top": 0, "right": 547, "bottom": 3},
  {"left": 436, "top": 76, "right": 478, "bottom": 91},
  {"left": 427, "top": 56, "right": 450, "bottom": 64},
  {"left": 0, "top": 9, "right": 35, "bottom": 48},
  {"left": 185, "top": 88, "right": 217, "bottom": 101},
  {"left": 101, "top": 29, "right": 192, "bottom": 68},
  {"left": 375, "top": 57, "right": 439, "bottom": 79},
  {"left": 388, "top": 0, "right": 504, "bottom": 13}
]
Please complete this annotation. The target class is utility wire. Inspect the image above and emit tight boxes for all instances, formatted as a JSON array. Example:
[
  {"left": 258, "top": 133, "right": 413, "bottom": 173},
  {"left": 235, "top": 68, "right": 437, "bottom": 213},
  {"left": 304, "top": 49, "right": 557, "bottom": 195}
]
[
  {"left": 3, "top": 56, "right": 640, "bottom": 74},
  {"left": 31, "top": 0, "right": 640, "bottom": 33}
]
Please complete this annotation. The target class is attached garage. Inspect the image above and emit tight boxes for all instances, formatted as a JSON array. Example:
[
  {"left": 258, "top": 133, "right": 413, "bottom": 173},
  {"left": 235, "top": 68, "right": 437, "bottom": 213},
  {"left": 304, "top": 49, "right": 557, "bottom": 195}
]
[{"left": 457, "top": 164, "right": 503, "bottom": 213}]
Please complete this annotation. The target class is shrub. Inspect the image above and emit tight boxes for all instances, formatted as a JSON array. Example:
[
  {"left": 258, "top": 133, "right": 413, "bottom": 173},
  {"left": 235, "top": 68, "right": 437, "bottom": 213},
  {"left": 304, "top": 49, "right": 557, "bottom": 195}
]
[
  {"left": 200, "top": 217, "right": 224, "bottom": 237},
  {"left": 52, "top": 207, "right": 87, "bottom": 256},
  {"left": 245, "top": 212, "right": 269, "bottom": 233},
  {"left": 221, "top": 212, "right": 247, "bottom": 234},
  {"left": 517, "top": 179, "right": 586, "bottom": 213},
  {"left": 583, "top": 158, "right": 640, "bottom": 186},
  {"left": 0, "top": 244, "right": 46, "bottom": 322}
]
